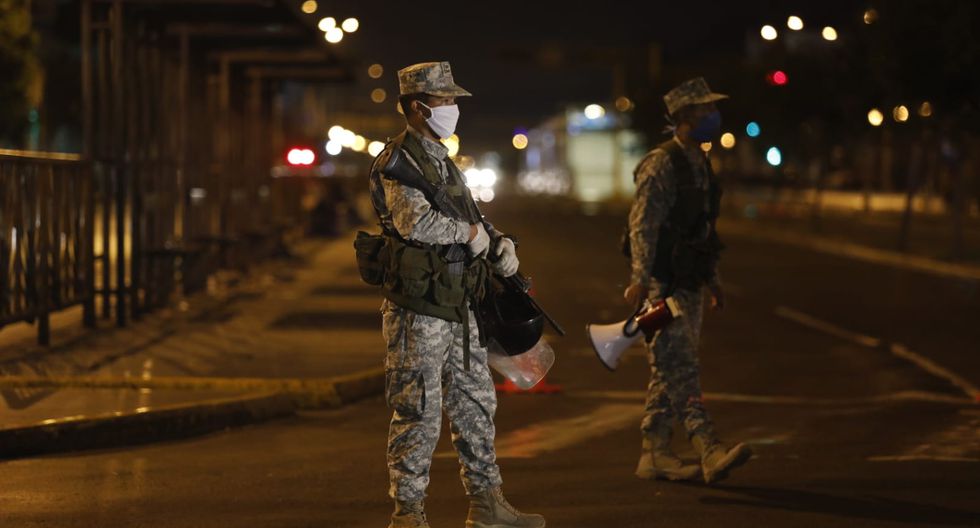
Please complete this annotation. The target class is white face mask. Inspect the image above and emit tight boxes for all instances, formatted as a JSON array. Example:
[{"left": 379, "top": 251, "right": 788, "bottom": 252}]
[{"left": 419, "top": 102, "right": 459, "bottom": 140}]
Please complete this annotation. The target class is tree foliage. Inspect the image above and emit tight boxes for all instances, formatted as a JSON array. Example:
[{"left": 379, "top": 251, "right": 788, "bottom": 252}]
[{"left": 0, "top": 0, "right": 43, "bottom": 142}]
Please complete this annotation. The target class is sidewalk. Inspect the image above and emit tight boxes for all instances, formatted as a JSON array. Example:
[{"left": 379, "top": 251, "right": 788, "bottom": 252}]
[{"left": 0, "top": 231, "right": 386, "bottom": 458}]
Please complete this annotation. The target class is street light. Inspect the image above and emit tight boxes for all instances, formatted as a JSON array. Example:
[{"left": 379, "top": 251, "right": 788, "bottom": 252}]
[
  {"left": 746, "top": 122, "right": 761, "bottom": 137},
  {"left": 318, "top": 17, "right": 336, "bottom": 31},
  {"left": 367, "top": 141, "right": 385, "bottom": 157},
  {"left": 341, "top": 18, "right": 359, "bottom": 33},
  {"left": 918, "top": 101, "right": 933, "bottom": 118},
  {"left": 821, "top": 26, "right": 838, "bottom": 41},
  {"left": 328, "top": 125, "right": 344, "bottom": 141},
  {"left": 584, "top": 104, "right": 605, "bottom": 119},
  {"left": 863, "top": 8, "right": 879, "bottom": 25},
  {"left": 352, "top": 135, "right": 367, "bottom": 152},
  {"left": 787, "top": 16, "right": 803, "bottom": 31},
  {"left": 512, "top": 133, "right": 529, "bottom": 150},
  {"left": 720, "top": 133, "right": 736, "bottom": 149},
  {"left": 893, "top": 105, "right": 909, "bottom": 122},
  {"left": 301, "top": 1, "right": 317, "bottom": 14},
  {"left": 325, "top": 27, "right": 344, "bottom": 43},
  {"left": 368, "top": 64, "right": 384, "bottom": 79},
  {"left": 615, "top": 96, "right": 634, "bottom": 112},
  {"left": 867, "top": 108, "right": 884, "bottom": 127},
  {"left": 325, "top": 140, "right": 342, "bottom": 156},
  {"left": 766, "top": 147, "right": 782, "bottom": 166},
  {"left": 760, "top": 25, "right": 778, "bottom": 41},
  {"left": 371, "top": 88, "right": 387, "bottom": 103}
]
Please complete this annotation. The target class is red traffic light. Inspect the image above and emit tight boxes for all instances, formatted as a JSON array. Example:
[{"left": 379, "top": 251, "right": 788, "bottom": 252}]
[
  {"left": 287, "top": 147, "right": 316, "bottom": 166},
  {"left": 766, "top": 70, "right": 788, "bottom": 86}
]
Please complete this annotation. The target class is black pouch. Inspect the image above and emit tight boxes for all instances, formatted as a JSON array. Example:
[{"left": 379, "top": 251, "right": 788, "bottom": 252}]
[{"left": 354, "top": 231, "right": 386, "bottom": 286}]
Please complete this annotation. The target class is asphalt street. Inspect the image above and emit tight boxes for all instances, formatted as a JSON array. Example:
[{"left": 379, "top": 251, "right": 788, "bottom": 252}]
[{"left": 2, "top": 198, "right": 979, "bottom": 528}]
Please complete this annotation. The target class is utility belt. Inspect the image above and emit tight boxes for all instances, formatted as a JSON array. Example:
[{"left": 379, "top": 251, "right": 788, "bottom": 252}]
[{"left": 355, "top": 231, "right": 490, "bottom": 368}]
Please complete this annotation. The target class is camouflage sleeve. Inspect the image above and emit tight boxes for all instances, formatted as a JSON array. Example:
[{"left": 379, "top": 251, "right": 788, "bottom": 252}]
[
  {"left": 381, "top": 176, "right": 471, "bottom": 245},
  {"left": 628, "top": 149, "right": 676, "bottom": 288}
]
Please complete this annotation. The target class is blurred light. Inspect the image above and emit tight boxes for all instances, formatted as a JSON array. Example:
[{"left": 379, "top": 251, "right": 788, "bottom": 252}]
[
  {"left": 720, "top": 132, "right": 736, "bottom": 149},
  {"left": 893, "top": 105, "right": 909, "bottom": 123},
  {"left": 368, "top": 63, "right": 384, "bottom": 79},
  {"left": 767, "top": 70, "right": 788, "bottom": 86},
  {"left": 700, "top": 142, "right": 712, "bottom": 153},
  {"left": 746, "top": 121, "right": 761, "bottom": 137},
  {"left": 371, "top": 88, "right": 387, "bottom": 103},
  {"left": 317, "top": 17, "right": 336, "bottom": 31},
  {"left": 442, "top": 134, "right": 460, "bottom": 158},
  {"left": 584, "top": 104, "right": 605, "bottom": 120},
  {"left": 918, "top": 101, "right": 933, "bottom": 118},
  {"left": 288, "top": 147, "right": 315, "bottom": 166},
  {"left": 512, "top": 133, "right": 529, "bottom": 150},
  {"left": 189, "top": 188, "right": 207, "bottom": 200},
  {"left": 325, "top": 140, "right": 342, "bottom": 156},
  {"left": 761, "top": 25, "right": 778, "bottom": 41},
  {"left": 352, "top": 135, "right": 367, "bottom": 152},
  {"left": 480, "top": 168, "right": 498, "bottom": 187},
  {"left": 614, "top": 96, "right": 634, "bottom": 112},
  {"left": 464, "top": 168, "right": 481, "bottom": 188},
  {"left": 867, "top": 108, "right": 884, "bottom": 127},
  {"left": 478, "top": 188, "right": 495, "bottom": 203},
  {"left": 339, "top": 129, "right": 356, "bottom": 148},
  {"left": 787, "top": 15, "right": 804, "bottom": 31},
  {"left": 766, "top": 147, "right": 782, "bottom": 166},
  {"left": 325, "top": 27, "right": 344, "bottom": 43},
  {"left": 301, "top": 1, "right": 317, "bottom": 14},
  {"left": 328, "top": 125, "right": 345, "bottom": 141},
  {"left": 863, "top": 8, "right": 878, "bottom": 25},
  {"left": 367, "top": 141, "right": 385, "bottom": 157},
  {"left": 341, "top": 18, "right": 359, "bottom": 33},
  {"left": 821, "top": 26, "right": 838, "bottom": 41}
]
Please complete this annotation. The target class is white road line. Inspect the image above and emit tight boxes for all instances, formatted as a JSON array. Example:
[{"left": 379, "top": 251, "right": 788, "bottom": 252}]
[
  {"left": 435, "top": 403, "right": 640, "bottom": 459},
  {"left": 773, "top": 306, "right": 882, "bottom": 348},
  {"left": 571, "top": 389, "right": 976, "bottom": 406},
  {"left": 889, "top": 343, "right": 980, "bottom": 402}
]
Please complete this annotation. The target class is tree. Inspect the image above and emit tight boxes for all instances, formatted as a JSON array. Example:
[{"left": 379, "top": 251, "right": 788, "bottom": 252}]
[{"left": 0, "top": 0, "right": 43, "bottom": 144}]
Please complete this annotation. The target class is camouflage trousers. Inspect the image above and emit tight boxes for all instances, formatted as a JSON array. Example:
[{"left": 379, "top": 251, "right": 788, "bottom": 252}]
[
  {"left": 641, "top": 285, "right": 717, "bottom": 442},
  {"left": 381, "top": 299, "right": 503, "bottom": 504}
]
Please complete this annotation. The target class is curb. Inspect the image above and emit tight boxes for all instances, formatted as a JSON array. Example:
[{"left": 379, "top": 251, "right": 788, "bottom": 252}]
[{"left": 0, "top": 367, "right": 385, "bottom": 460}]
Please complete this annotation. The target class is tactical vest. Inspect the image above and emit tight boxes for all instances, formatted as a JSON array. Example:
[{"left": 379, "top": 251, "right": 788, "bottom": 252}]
[
  {"left": 367, "top": 131, "right": 489, "bottom": 324},
  {"left": 650, "top": 139, "right": 724, "bottom": 292}
]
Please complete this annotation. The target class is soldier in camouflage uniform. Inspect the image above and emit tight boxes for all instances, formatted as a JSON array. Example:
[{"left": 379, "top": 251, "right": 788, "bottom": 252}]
[
  {"left": 625, "top": 77, "right": 752, "bottom": 484},
  {"left": 369, "top": 62, "right": 545, "bottom": 528}
]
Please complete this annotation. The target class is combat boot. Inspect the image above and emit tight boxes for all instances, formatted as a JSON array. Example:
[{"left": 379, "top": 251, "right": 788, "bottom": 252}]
[
  {"left": 389, "top": 501, "right": 430, "bottom": 528},
  {"left": 466, "top": 487, "right": 545, "bottom": 528},
  {"left": 692, "top": 434, "right": 753, "bottom": 484},
  {"left": 635, "top": 435, "right": 702, "bottom": 481}
]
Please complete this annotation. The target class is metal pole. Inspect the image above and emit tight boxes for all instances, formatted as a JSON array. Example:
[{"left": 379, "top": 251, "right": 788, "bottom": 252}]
[
  {"left": 80, "top": 0, "right": 96, "bottom": 328},
  {"left": 111, "top": 0, "right": 126, "bottom": 327}
]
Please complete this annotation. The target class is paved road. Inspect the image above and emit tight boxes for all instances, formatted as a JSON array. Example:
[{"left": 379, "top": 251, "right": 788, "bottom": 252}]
[{"left": 3, "top": 198, "right": 979, "bottom": 527}]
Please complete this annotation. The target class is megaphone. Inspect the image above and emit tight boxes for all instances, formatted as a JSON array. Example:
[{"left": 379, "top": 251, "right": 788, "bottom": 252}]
[{"left": 587, "top": 297, "right": 684, "bottom": 371}]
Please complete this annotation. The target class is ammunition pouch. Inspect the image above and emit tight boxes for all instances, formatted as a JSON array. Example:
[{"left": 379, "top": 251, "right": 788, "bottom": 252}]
[{"left": 354, "top": 231, "right": 387, "bottom": 286}]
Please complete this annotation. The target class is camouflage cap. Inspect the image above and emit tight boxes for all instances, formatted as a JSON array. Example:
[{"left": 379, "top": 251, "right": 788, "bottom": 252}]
[
  {"left": 397, "top": 61, "right": 472, "bottom": 97},
  {"left": 663, "top": 77, "right": 728, "bottom": 115}
]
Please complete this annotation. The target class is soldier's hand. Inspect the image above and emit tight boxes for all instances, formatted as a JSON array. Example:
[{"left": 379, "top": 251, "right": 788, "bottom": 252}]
[
  {"left": 709, "top": 284, "right": 725, "bottom": 311},
  {"left": 624, "top": 283, "right": 648, "bottom": 308}
]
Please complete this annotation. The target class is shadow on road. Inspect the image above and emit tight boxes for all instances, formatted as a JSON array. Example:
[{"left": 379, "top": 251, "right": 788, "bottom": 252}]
[{"left": 700, "top": 485, "right": 980, "bottom": 526}]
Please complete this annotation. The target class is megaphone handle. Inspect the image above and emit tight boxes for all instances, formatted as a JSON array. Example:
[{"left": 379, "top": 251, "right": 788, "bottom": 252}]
[{"left": 622, "top": 304, "right": 646, "bottom": 337}]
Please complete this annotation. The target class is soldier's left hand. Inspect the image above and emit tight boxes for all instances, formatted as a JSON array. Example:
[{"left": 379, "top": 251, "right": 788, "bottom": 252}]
[
  {"left": 492, "top": 238, "right": 519, "bottom": 277},
  {"left": 709, "top": 284, "right": 725, "bottom": 311}
]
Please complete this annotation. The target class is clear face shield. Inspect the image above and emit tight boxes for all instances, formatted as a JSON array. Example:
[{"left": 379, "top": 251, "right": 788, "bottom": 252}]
[{"left": 487, "top": 336, "right": 556, "bottom": 390}]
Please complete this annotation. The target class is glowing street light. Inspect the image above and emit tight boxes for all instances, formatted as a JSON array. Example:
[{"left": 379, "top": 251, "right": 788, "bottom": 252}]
[
  {"left": 352, "top": 135, "right": 367, "bottom": 152},
  {"left": 371, "top": 88, "right": 387, "bottom": 103},
  {"left": 584, "top": 104, "right": 605, "bottom": 120},
  {"left": 512, "top": 133, "right": 529, "bottom": 150},
  {"left": 341, "top": 18, "right": 359, "bottom": 33},
  {"left": 867, "top": 108, "right": 884, "bottom": 127},
  {"left": 442, "top": 134, "right": 460, "bottom": 158},
  {"left": 368, "top": 64, "right": 384, "bottom": 79},
  {"left": 700, "top": 142, "right": 712, "bottom": 153},
  {"left": 317, "top": 17, "right": 336, "bottom": 31},
  {"left": 615, "top": 96, "right": 634, "bottom": 112},
  {"left": 863, "top": 8, "right": 879, "bottom": 25},
  {"left": 787, "top": 16, "right": 804, "bottom": 31},
  {"left": 918, "top": 101, "right": 933, "bottom": 117},
  {"left": 746, "top": 121, "right": 761, "bottom": 137},
  {"left": 367, "top": 141, "right": 385, "bottom": 157},
  {"left": 761, "top": 25, "right": 778, "bottom": 41},
  {"left": 325, "top": 27, "right": 344, "bottom": 43},
  {"left": 822, "top": 26, "right": 838, "bottom": 41},
  {"left": 720, "top": 132, "right": 736, "bottom": 149},
  {"left": 325, "top": 140, "right": 342, "bottom": 156},
  {"left": 893, "top": 105, "right": 909, "bottom": 122},
  {"left": 301, "top": 1, "right": 317, "bottom": 14},
  {"left": 328, "top": 125, "right": 345, "bottom": 141},
  {"left": 766, "top": 147, "right": 782, "bottom": 166}
]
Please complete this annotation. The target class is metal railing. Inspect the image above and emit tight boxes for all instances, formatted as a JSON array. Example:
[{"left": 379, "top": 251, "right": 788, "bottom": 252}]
[{"left": 0, "top": 149, "right": 96, "bottom": 345}]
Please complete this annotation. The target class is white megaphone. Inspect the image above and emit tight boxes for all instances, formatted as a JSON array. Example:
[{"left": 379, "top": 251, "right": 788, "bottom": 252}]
[{"left": 587, "top": 297, "right": 684, "bottom": 371}]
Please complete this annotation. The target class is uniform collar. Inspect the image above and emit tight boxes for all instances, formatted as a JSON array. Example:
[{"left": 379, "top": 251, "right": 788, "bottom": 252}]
[{"left": 407, "top": 125, "right": 449, "bottom": 160}]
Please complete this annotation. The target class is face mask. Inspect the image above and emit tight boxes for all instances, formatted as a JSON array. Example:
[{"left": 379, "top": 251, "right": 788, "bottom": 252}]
[
  {"left": 690, "top": 111, "right": 721, "bottom": 142},
  {"left": 419, "top": 102, "right": 459, "bottom": 140}
]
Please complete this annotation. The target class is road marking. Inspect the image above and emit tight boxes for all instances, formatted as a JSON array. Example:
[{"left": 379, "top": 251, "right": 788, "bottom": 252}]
[
  {"left": 774, "top": 306, "right": 882, "bottom": 348},
  {"left": 889, "top": 343, "right": 980, "bottom": 402},
  {"left": 571, "top": 389, "right": 975, "bottom": 406},
  {"left": 436, "top": 403, "right": 640, "bottom": 459}
]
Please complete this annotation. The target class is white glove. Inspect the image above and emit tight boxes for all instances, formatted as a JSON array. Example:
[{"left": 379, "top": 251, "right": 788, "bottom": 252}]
[
  {"left": 492, "top": 237, "right": 519, "bottom": 277},
  {"left": 468, "top": 223, "right": 490, "bottom": 257}
]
